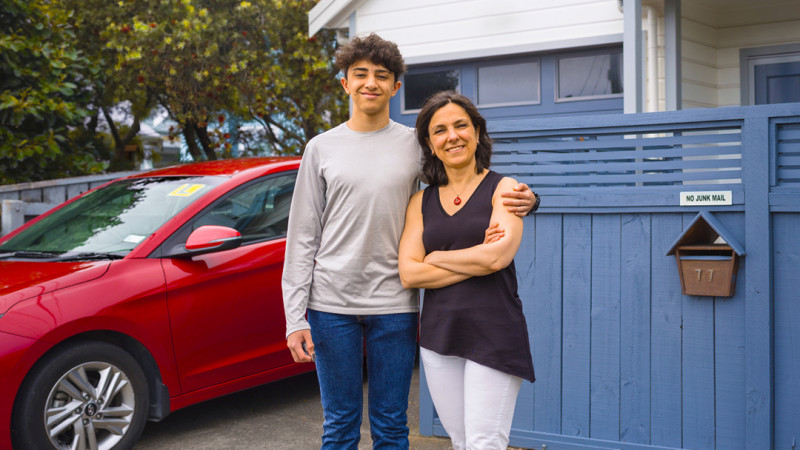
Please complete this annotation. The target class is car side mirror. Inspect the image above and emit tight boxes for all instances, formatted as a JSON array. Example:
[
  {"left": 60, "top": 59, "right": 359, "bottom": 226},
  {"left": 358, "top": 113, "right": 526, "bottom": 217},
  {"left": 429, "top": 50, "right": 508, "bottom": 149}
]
[{"left": 170, "top": 225, "right": 242, "bottom": 258}]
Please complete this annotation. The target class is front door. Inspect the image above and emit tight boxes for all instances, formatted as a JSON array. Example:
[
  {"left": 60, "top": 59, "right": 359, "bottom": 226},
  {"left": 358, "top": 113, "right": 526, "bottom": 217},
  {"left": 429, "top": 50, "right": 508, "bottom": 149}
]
[
  {"left": 742, "top": 45, "right": 800, "bottom": 106},
  {"left": 754, "top": 60, "right": 800, "bottom": 105}
]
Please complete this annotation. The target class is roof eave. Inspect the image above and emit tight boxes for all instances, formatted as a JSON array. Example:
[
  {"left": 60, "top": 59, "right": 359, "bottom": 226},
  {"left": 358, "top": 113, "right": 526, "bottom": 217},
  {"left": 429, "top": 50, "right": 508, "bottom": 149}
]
[{"left": 308, "top": 0, "right": 357, "bottom": 37}]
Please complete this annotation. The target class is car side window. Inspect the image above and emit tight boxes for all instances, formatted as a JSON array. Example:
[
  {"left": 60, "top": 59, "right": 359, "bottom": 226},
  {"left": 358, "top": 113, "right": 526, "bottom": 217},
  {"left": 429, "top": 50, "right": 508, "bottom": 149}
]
[{"left": 193, "top": 172, "right": 296, "bottom": 243}]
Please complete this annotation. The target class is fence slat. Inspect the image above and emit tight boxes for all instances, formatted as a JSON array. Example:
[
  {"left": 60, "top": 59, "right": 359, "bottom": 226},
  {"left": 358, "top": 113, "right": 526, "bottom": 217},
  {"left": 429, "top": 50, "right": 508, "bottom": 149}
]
[
  {"left": 714, "top": 213, "right": 747, "bottom": 449},
  {"left": 494, "top": 144, "right": 742, "bottom": 164},
  {"left": 620, "top": 213, "right": 651, "bottom": 445},
  {"left": 589, "top": 214, "right": 621, "bottom": 440},
  {"left": 681, "top": 215, "right": 716, "bottom": 448},
  {"left": 650, "top": 214, "right": 683, "bottom": 447},
  {"left": 777, "top": 125, "right": 800, "bottom": 140},
  {"left": 561, "top": 215, "right": 592, "bottom": 438},
  {"left": 42, "top": 186, "right": 68, "bottom": 205},
  {"left": 513, "top": 169, "right": 742, "bottom": 186},
  {"left": 24, "top": 202, "right": 61, "bottom": 216},
  {"left": 773, "top": 213, "right": 800, "bottom": 449},
  {"left": 531, "top": 215, "right": 563, "bottom": 434},
  {"left": 495, "top": 157, "right": 742, "bottom": 174},
  {"left": 511, "top": 216, "right": 536, "bottom": 433},
  {"left": 494, "top": 130, "right": 742, "bottom": 152}
]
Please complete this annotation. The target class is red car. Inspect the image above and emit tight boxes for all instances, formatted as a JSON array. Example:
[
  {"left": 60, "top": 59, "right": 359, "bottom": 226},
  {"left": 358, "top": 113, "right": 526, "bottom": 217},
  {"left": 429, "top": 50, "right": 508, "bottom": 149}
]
[{"left": 0, "top": 157, "right": 313, "bottom": 449}]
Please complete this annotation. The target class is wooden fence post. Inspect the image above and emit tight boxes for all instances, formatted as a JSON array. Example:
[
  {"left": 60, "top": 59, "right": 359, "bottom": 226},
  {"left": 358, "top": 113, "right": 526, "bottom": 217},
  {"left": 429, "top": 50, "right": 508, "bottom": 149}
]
[
  {"left": 1, "top": 199, "right": 24, "bottom": 237},
  {"left": 742, "top": 114, "right": 774, "bottom": 449}
]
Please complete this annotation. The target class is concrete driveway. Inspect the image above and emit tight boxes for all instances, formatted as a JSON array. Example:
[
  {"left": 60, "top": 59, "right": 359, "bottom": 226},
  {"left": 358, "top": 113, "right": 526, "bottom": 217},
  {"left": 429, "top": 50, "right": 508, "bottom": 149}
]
[{"left": 135, "top": 362, "right": 453, "bottom": 449}]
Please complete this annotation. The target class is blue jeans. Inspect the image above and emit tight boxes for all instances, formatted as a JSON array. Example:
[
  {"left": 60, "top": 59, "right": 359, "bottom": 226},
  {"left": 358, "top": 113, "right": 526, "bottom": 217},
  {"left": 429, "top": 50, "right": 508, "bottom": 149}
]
[{"left": 308, "top": 309, "right": 418, "bottom": 450}]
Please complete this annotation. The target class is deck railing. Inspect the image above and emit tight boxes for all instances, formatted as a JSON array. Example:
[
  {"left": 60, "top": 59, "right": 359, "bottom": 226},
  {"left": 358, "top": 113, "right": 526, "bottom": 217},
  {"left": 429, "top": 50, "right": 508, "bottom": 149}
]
[{"left": 489, "top": 103, "right": 800, "bottom": 213}]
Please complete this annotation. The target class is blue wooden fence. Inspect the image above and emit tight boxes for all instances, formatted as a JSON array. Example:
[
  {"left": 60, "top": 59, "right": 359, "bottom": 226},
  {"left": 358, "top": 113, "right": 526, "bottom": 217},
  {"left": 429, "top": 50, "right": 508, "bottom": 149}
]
[{"left": 418, "top": 103, "right": 800, "bottom": 449}]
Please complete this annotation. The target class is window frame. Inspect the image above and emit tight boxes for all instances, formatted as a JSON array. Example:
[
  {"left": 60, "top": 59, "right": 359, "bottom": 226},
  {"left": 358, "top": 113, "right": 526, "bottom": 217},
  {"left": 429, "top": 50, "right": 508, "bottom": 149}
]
[
  {"left": 401, "top": 65, "right": 462, "bottom": 114},
  {"left": 555, "top": 48, "right": 624, "bottom": 103},
  {"left": 740, "top": 43, "right": 800, "bottom": 105},
  {"left": 155, "top": 170, "right": 297, "bottom": 258},
  {"left": 475, "top": 58, "right": 542, "bottom": 109}
]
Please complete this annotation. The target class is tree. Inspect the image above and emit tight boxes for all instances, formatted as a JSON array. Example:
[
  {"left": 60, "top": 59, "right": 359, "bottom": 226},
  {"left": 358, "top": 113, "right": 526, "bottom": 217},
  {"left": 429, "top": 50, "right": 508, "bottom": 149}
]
[
  {"left": 243, "top": 0, "right": 347, "bottom": 155},
  {"left": 1, "top": 0, "right": 346, "bottom": 183},
  {"left": 60, "top": 0, "right": 168, "bottom": 170},
  {"left": 91, "top": 0, "right": 347, "bottom": 160},
  {"left": 0, "top": 0, "right": 107, "bottom": 183}
]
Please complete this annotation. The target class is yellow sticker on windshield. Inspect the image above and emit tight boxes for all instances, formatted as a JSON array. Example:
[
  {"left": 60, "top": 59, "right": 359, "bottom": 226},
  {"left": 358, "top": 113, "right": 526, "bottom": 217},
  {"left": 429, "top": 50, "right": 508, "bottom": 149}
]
[{"left": 169, "top": 184, "right": 205, "bottom": 197}]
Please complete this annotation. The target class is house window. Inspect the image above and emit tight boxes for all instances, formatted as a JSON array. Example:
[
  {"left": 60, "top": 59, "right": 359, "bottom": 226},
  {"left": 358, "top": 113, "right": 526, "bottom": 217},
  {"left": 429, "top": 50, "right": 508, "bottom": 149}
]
[
  {"left": 403, "top": 69, "right": 460, "bottom": 111},
  {"left": 557, "top": 51, "right": 623, "bottom": 101},
  {"left": 477, "top": 61, "right": 540, "bottom": 106}
]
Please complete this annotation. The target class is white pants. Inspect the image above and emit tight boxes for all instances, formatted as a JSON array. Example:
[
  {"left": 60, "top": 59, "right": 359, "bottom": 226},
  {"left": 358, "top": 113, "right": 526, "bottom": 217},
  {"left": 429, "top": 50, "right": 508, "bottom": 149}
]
[{"left": 420, "top": 347, "right": 522, "bottom": 450}]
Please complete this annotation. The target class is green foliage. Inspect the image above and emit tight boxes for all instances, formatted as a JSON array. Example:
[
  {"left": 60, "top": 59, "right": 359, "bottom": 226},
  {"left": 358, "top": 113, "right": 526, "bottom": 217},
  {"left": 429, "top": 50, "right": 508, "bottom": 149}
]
[
  {"left": 1, "top": 0, "right": 347, "bottom": 183},
  {"left": 0, "top": 0, "right": 108, "bottom": 183},
  {"left": 92, "top": 0, "right": 347, "bottom": 159},
  {"left": 245, "top": 0, "right": 348, "bottom": 155}
]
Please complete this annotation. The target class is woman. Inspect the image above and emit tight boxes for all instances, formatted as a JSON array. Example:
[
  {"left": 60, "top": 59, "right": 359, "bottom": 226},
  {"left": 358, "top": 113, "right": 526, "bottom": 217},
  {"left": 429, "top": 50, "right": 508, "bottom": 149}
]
[{"left": 398, "top": 91, "right": 535, "bottom": 449}]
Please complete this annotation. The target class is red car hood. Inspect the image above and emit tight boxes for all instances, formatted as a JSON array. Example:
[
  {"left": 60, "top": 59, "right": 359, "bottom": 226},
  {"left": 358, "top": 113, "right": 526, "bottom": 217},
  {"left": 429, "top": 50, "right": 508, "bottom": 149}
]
[{"left": 0, "top": 261, "right": 111, "bottom": 314}]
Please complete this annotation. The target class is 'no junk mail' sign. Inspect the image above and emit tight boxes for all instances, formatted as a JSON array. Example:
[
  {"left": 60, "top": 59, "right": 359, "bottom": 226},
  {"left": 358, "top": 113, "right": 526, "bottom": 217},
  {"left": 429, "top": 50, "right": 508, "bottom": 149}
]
[{"left": 679, "top": 190, "right": 733, "bottom": 206}]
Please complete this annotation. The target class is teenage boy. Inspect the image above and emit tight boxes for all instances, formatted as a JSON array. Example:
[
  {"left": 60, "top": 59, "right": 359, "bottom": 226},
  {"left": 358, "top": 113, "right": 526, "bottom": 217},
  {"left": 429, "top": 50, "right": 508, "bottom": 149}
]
[{"left": 282, "top": 33, "right": 535, "bottom": 449}]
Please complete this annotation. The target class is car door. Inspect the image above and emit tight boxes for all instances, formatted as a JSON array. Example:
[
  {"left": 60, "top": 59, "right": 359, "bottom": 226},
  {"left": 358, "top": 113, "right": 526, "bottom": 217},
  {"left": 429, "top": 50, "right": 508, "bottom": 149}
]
[{"left": 161, "top": 172, "right": 297, "bottom": 393}]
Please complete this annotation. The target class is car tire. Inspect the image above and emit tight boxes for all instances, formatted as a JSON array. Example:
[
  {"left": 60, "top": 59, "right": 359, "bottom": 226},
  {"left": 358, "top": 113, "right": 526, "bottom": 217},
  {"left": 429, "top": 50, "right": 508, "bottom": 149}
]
[{"left": 11, "top": 341, "right": 149, "bottom": 450}]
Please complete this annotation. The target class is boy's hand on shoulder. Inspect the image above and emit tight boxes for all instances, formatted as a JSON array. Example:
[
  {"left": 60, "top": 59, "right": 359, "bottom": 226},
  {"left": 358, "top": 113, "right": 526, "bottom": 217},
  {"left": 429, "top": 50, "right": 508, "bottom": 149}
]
[{"left": 501, "top": 183, "right": 537, "bottom": 217}]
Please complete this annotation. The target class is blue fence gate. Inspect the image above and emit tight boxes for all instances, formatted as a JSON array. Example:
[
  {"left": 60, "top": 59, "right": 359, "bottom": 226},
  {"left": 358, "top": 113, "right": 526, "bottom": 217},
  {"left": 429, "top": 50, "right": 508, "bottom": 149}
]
[{"left": 418, "top": 103, "right": 800, "bottom": 449}]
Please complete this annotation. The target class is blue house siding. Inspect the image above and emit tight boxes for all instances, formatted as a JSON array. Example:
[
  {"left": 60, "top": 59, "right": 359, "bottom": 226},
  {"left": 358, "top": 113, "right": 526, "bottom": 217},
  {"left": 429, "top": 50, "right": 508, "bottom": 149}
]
[
  {"left": 411, "top": 104, "right": 800, "bottom": 449},
  {"left": 391, "top": 47, "right": 625, "bottom": 129}
]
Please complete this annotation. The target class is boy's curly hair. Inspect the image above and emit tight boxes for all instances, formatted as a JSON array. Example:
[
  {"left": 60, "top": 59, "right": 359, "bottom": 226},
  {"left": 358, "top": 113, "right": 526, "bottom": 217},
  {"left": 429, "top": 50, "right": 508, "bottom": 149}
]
[{"left": 334, "top": 33, "right": 406, "bottom": 81}]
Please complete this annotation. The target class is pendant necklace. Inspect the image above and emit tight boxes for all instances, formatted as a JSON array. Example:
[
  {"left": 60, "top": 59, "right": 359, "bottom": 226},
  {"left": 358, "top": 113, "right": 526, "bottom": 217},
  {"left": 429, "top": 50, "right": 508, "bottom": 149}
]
[{"left": 449, "top": 171, "right": 478, "bottom": 205}]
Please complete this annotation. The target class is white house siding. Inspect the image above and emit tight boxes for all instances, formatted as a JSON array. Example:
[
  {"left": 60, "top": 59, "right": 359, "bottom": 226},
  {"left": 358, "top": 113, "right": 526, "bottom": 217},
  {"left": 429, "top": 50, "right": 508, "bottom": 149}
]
[
  {"left": 348, "top": 0, "right": 624, "bottom": 64},
  {"left": 311, "top": 0, "right": 800, "bottom": 111},
  {"left": 681, "top": 0, "right": 800, "bottom": 109},
  {"left": 681, "top": 7, "right": 719, "bottom": 109}
]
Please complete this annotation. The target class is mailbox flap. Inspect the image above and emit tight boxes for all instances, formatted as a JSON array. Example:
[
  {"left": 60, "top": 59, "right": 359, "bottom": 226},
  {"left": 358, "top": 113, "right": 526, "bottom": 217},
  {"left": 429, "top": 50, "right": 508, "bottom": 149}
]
[
  {"left": 666, "top": 211, "right": 745, "bottom": 256},
  {"left": 676, "top": 244, "right": 735, "bottom": 260}
]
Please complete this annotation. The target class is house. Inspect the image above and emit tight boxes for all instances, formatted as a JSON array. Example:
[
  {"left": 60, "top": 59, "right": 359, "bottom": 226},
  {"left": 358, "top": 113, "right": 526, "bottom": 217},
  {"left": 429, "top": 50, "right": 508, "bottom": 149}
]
[
  {"left": 310, "top": 0, "right": 800, "bottom": 116},
  {"left": 308, "top": 1, "right": 800, "bottom": 449}
]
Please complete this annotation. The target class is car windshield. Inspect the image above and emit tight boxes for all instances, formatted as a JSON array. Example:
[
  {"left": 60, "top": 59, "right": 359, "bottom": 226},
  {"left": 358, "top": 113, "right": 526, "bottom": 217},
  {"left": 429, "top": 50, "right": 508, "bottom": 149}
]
[{"left": 0, "top": 176, "right": 225, "bottom": 257}]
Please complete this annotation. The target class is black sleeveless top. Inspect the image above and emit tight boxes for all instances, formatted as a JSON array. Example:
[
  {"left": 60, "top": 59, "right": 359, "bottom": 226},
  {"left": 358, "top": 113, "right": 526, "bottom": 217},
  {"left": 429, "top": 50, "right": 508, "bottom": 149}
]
[{"left": 419, "top": 170, "right": 535, "bottom": 382}]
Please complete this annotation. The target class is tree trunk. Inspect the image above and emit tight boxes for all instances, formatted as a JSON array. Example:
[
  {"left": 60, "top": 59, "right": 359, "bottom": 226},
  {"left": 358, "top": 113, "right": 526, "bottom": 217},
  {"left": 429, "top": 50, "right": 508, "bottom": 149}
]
[
  {"left": 182, "top": 122, "right": 203, "bottom": 161},
  {"left": 87, "top": 112, "right": 98, "bottom": 133},
  {"left": 195, "top": 124, "right": 218, "bottom": 160},
  {"left": 101, "top": 107, "right": 141, "bottom": 166}
]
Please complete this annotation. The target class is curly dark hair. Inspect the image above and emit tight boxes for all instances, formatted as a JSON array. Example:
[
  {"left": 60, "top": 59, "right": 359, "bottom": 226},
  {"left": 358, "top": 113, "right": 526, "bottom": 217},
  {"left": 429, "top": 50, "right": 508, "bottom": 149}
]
[
  {"left": 415, "top": 91, "right": 493, "bottom": 186},
  {"left": 334, "top": 33, "right": 406, "bottom": 81}
]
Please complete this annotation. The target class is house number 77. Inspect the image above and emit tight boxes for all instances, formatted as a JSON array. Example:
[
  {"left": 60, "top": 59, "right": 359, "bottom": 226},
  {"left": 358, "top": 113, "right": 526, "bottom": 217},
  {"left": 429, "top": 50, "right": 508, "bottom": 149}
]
[{"left": 695, "top": 269, "right": 714, "bottom": 282}]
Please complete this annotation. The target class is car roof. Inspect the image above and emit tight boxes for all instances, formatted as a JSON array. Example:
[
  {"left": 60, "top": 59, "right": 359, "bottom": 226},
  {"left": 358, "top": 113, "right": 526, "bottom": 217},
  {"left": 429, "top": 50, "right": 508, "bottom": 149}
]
[{"left": 128, "top": 156, "right": 301, "bottom": 179}]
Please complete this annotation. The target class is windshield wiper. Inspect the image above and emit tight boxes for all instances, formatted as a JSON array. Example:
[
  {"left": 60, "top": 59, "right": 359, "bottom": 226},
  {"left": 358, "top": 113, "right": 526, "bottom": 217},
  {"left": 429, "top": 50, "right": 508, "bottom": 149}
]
[
  {"left": 0, "top": 251, "right": 62, "bottom": 259},
  {"left": 58, "top": 252, "right": 125, "bottom": 261}
]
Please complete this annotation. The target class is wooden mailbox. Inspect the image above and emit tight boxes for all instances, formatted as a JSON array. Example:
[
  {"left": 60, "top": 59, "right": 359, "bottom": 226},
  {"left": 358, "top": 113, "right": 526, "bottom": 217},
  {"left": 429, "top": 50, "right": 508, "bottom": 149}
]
[{"left": 666, "top": 211, "right": 745, "bottom": 297}]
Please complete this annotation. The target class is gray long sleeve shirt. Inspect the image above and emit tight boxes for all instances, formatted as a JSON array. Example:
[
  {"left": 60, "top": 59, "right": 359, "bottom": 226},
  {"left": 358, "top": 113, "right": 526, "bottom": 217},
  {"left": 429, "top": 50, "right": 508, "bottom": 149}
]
[{"left": 282, "top": 121, "right": 422, "bottom": 337}]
